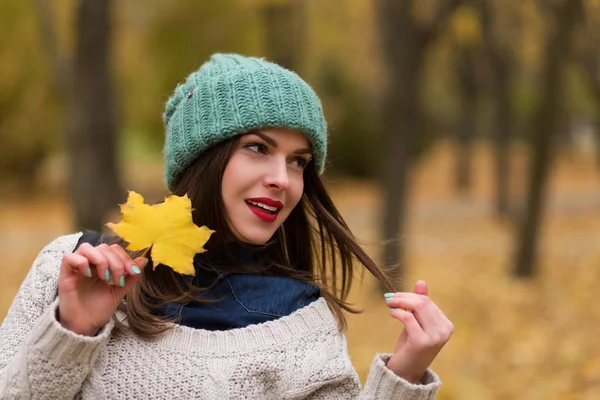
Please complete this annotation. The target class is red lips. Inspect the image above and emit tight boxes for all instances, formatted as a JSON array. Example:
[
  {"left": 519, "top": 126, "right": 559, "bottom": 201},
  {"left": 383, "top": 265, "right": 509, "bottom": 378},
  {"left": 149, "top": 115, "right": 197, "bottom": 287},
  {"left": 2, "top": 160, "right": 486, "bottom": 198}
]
[
  {"left": 245, "top": 197, "right": 283, "bottom": 223},
  {"left": 246, "top": 197, "right": 284, "bottom": 209}
]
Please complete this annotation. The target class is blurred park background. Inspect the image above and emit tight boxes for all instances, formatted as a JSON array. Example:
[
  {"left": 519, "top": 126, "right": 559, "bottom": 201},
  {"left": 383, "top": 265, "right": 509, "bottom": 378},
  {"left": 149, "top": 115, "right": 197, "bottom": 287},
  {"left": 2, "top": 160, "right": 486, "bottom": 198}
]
[{"left": 1, "top": 0, "right": 600, "bottom": 398}]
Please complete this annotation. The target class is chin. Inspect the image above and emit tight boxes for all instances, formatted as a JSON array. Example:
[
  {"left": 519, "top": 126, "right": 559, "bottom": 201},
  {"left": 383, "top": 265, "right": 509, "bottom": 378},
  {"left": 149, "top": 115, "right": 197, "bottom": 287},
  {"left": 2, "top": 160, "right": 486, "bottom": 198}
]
[{"left": 236, "top": 229, "right": 276, "bottom": 245}]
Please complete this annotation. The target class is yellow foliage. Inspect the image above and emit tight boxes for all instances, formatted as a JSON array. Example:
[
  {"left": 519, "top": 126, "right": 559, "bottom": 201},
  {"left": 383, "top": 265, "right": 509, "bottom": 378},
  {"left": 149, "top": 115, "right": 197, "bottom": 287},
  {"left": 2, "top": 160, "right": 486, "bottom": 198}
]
[
  {"left": 238, "top": 0, "right": 289, "bottom": 7},
  {"left": 451, "top": 5, "right": 482, "bottom": 47},
  {"left": 585, "top": 0, "right": 600, "bottom": 28},
  {"left": 107, "top": 191, "right": 214, "bottom": 275},
  {"left": 339, "top": 143, "right": 600, "bottom": 399}
]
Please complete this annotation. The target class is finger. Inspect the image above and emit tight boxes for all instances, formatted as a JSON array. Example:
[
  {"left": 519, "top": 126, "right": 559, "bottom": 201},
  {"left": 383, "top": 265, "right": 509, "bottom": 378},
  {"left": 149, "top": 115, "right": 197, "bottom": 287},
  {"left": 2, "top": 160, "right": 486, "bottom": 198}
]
[
  {"left": 133, "top": 256, "right": 149, "bottom": 271},
  {"left": 394, "top": 294, "right": 453, "bottom": 338},
  {"left": 435, "top": 307, "right": 454, "bottom": 337},
  {"left": 112, "top": 269, "right": 144, "bottom": 299},
  {"left": 413, "top": 280, "right": 428, "bottom": 296},
  {"left": 386, "top": 296, "right": 441, "bottom": 333},
  {"left": 384, "top": 291, "right": 428, "bottom": 301},
  {"left": 75, "top": 243, "right": 110, "bottom": 280},
  {"left": 385, "top": 292, "right": 427, "bottom": 301},
  {"left": 390, "top": 308, "right": 425, "bottom": 337},
  {"left": 108, "top": 244, "right": 145, "bottom": 276},
  {"left": 62, "top": 253, "right": 92, "bottom": 278},
  {"left": 97, "top": 245, "right": 126, "bottom": 287}
]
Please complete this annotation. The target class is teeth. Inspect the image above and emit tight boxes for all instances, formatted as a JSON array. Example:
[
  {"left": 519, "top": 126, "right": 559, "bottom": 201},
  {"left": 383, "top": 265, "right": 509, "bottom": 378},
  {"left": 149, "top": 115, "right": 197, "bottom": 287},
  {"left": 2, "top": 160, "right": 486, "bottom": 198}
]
[{"left": 248, "top": 200, "right": 278, "bottom": 212}]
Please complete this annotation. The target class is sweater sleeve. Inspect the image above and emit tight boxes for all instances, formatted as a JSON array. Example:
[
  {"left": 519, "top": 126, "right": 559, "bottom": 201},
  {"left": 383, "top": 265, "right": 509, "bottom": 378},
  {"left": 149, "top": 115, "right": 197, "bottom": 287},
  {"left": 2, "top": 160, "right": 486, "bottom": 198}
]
[
  {"left": 0, "top": 234, "right": 115, "bottom": 400},
  {"left": 359, "top": 353, "right": 440, "bottom": 399},
  {"left": 306, "top": 353, "right": 440, "bottom": 400}
]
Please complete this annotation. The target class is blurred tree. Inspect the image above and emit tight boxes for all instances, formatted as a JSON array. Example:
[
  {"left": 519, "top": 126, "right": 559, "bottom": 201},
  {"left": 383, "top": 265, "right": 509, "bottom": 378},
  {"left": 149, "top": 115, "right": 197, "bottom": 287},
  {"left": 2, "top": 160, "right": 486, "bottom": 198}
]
[
  {"left": 451, "top": 4, "right": 481, "bottom": 194},
  {"left": 260, "top": 0, "right": 304, "bottom": 70},
  {"left": 575, "top": 2, "right": 600, "bottom": 169},
  {"left": 34, "top": 0, "right": 122, "bottom": 230},
  {"left": 513, "top": 0, "right": 583, "bottom": 277},
  {"left": 308, "top": 1, "right": 434, "bottom": 180},
  {"left": 0, "top": 1, "right": 60, "bottom": 191},
  {"left": 578, "top": 51, "right": 600, "bottom": 169},
  {"left": 478, "top": 0, "right": 517, "bottom": 219},
  {"left": 376, "top": 0, "right": 463, "bottom": 289},
  {"left": 454, "top": 45, "right": 478, "bottom": 194},
  {"left": 317, "top": 59, "right": 383, "bottom": 178}
]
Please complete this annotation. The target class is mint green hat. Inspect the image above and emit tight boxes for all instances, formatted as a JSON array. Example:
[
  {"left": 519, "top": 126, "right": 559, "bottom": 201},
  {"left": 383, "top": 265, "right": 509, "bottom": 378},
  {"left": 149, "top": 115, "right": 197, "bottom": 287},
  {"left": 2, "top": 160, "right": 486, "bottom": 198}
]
[{"left": 163, "top": 53, "right": 328, "bottom": 191}]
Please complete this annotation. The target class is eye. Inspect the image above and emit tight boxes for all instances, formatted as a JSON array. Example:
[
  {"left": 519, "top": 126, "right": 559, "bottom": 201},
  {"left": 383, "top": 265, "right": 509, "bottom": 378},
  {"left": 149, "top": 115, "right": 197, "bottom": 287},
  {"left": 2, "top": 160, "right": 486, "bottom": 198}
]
[
  {"left": 290, "top": 157, "right": 309, "bottom": 169},
  {"left": 244, "top": 142, "right": 267, "bottom": 154}
]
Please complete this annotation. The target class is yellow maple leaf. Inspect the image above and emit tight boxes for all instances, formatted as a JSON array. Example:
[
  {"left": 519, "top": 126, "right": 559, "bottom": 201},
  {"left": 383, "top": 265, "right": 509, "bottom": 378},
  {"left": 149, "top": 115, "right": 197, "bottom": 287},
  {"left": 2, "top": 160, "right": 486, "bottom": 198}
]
[{"left": 106, "top": 191, "right": 215, "bottom": 275}]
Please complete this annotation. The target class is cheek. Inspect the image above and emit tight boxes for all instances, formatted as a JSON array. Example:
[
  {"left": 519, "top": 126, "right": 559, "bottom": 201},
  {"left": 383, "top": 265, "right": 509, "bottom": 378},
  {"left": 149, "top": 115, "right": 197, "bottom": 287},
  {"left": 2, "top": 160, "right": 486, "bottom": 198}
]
[
  {"left": 220, "top": 169, "right": 233, "bottom": 204},
  {"left": 221, "top": 156, "right": 247, "bottom": 195},
  {"left": 287, "top": 174, "right": 304, "bottom": 209}
]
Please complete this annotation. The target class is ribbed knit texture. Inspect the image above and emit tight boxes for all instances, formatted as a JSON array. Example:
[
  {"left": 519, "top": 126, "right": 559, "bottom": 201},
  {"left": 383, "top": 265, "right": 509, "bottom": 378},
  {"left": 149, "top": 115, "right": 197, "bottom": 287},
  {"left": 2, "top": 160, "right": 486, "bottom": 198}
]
[
  {"left": 0, "top": 234, "right": 441, "bottom": 399},
  {"left": 163, "top": 53, "right": 328, "bottom": 191}
]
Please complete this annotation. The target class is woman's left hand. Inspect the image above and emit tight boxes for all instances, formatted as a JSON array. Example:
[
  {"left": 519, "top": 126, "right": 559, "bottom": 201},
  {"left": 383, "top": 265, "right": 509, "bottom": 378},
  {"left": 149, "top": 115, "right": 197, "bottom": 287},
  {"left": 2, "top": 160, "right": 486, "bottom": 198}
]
[{"left": 384, "top": 280, "right": 453, "bottom": 383}]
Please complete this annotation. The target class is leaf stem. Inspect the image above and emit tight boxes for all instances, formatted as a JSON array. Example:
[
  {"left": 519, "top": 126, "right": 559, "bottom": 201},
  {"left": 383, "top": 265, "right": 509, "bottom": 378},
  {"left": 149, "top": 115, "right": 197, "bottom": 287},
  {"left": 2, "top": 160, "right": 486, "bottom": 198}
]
[{"left": 140, "top": 247, "right": 151, "bottom": 258}]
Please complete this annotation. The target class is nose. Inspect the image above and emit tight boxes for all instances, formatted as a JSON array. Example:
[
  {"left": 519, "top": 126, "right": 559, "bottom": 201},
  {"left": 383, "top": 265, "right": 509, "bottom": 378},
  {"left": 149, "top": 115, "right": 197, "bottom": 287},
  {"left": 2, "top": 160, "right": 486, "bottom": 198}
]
[{"left": 264, "top": 158, "right": 290, "bottom": 191}]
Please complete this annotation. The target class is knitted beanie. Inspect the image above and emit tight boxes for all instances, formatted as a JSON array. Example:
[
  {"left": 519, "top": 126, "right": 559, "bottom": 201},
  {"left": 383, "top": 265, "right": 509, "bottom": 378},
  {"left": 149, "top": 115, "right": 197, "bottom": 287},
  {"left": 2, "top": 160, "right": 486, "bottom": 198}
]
[{"left": 162, "top": 53, "right": 328, "bottom": 191}]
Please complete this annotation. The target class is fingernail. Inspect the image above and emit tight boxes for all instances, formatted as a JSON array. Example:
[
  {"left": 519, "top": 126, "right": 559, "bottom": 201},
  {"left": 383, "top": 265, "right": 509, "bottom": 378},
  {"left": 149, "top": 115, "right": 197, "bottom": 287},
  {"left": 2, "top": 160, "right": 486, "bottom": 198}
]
[
  {"left": 389, "top": 308, "right": 396, "bottom": 312},
  {"left": 131, "top": 265, "right": 141, "bottom": 275},
  {"left": 119, "top": 276, "right": 125, "bottom": 287},
  {"left": 86, "top": 267, "right": 92, "bottom": 277},
  {"left": 104, "top": 270, "right": 111, "bottom": 281},
  {"left": 384, "top": 293, "right": 394, "bottom": 299}
]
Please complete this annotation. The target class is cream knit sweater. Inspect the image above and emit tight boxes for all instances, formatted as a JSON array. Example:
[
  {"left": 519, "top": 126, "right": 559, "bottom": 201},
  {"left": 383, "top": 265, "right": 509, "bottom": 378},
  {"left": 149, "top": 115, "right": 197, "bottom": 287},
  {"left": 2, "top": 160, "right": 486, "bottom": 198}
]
[{"left": 0, "top": 234, "right": 441, "bottom": 399}]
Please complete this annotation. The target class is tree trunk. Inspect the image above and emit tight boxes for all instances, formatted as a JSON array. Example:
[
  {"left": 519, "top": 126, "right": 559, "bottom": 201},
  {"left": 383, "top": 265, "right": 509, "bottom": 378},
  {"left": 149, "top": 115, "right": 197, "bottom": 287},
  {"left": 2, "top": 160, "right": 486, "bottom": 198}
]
[
  {"left": 68, "top": 0, "right": 122, "bottom": 231},
  {"left": 455, "top": 45, "right": 478, "bottom": 194},
  {"left": 492, "top": 55, "right": 512, "bottom": 218},
  {"left": 381, "top": 60, "right": 423, "bottom": 291},
  {"left": 262, "top": 1, "right": 304, "bottom": 71},
  {"left": 32, "top": 0, "right": 71, "bottom": 95},
  {"left": 577, "top": 52, "right": 600, "bottom": 170},
  {"left": 377, "top": 0, "right": 424, "bottom": 291},
  {"left": 377, "top": 0, "right": 462, "bottom": 290},
  {"left": 513, "top": 0, "right": 582, "bottom": 277},
  {"left": 595, "top": 122, "right": 600, "bottom": 170},
  {"left": 478, "top": 0, "right": 513, "bottom": 218}
]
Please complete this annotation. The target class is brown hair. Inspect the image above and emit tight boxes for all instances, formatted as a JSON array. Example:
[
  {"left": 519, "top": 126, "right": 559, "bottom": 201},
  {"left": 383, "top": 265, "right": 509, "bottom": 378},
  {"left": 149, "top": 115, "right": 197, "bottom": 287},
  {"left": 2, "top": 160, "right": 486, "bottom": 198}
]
[{"left": 119, "top": 136, "right": 395, "bottom": 338}]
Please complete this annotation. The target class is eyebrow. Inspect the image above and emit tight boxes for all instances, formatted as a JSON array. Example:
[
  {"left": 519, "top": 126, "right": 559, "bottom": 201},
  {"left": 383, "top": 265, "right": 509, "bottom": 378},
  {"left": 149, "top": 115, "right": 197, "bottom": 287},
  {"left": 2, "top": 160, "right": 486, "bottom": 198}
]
[{"left": 249, "top": 131, "right": 312, "bottom": 155}]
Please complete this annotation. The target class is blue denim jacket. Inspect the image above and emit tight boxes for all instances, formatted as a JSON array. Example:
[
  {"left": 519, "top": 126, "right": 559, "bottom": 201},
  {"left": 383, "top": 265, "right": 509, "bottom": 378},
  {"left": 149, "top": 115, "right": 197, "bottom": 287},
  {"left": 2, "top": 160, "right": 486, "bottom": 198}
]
[
  {"left": 162, "top": 247, "right": 321, "bottom": 331},
  {"left": 72, "top": 232, "right": 319, "bottom": 331}
]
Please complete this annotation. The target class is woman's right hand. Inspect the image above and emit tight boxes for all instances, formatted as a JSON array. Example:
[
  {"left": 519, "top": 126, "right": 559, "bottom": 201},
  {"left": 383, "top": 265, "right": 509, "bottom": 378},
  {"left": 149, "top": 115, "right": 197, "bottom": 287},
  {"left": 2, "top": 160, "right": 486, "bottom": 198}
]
[{"left": 58, "top": 242, "right": 148, "bottom": 336}]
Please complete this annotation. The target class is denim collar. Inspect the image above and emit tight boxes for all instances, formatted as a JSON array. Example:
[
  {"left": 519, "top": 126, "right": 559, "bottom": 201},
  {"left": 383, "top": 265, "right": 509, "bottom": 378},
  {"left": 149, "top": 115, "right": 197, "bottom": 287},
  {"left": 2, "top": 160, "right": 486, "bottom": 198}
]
[{"left": 193, "top": 241, "right": 261, "bottom": 275}]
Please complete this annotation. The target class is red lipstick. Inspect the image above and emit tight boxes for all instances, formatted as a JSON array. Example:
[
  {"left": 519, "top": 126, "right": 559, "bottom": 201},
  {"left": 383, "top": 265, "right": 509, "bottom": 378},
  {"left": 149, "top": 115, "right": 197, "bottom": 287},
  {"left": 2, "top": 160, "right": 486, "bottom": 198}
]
[
  {"left": 245, "top": 197, "right": 283, "bottom": 223},
  {"left": 246, "top": 198, "right": 284, "bottom": 208}
]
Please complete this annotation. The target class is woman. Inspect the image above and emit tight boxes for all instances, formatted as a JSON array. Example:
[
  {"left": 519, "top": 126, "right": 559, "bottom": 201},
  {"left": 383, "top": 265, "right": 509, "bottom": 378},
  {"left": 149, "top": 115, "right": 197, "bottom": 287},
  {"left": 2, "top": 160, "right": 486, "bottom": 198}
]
[{"left": 0, "top": 53, "right": 452, "bottom": 399}]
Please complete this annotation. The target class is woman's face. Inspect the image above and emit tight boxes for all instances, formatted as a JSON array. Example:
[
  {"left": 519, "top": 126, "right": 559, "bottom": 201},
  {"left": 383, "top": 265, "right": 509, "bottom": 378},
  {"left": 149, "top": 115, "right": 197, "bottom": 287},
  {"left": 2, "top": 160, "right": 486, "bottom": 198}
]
[{"left": 221, "top": 128, "right": 312, "bottom": 244}]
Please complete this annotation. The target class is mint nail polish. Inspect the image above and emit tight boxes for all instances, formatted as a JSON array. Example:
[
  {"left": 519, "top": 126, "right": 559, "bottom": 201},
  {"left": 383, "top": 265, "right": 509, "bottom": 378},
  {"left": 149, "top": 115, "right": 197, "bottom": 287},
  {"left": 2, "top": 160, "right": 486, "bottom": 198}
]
[
  {"left": 119, "top": 276, "right": 125, "bottom": 287},
  {"left": 104, "top": 270, "right": 111, "bottom": 281},
  {"left": 86, "top": 267, "right": 92, "bottom": 278},
  {"left": 131, "top": 265, "right": 141, "bottom": 275}
]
